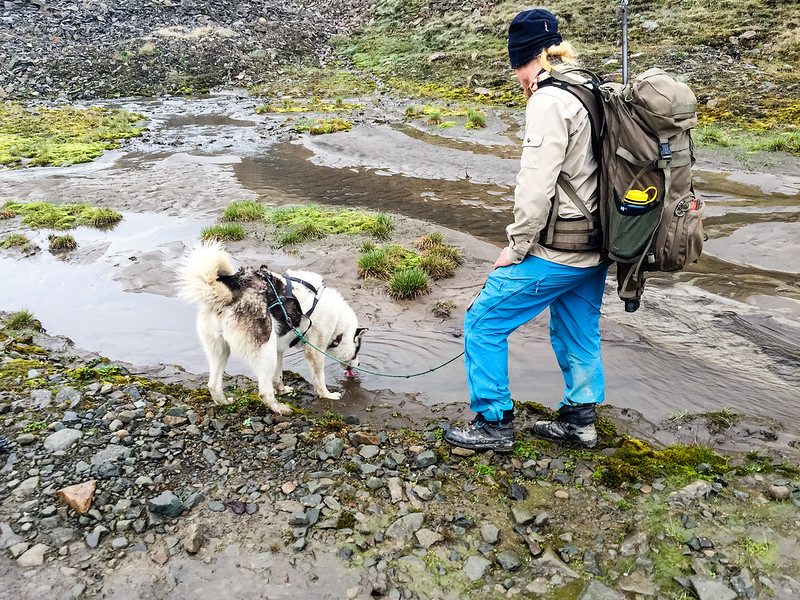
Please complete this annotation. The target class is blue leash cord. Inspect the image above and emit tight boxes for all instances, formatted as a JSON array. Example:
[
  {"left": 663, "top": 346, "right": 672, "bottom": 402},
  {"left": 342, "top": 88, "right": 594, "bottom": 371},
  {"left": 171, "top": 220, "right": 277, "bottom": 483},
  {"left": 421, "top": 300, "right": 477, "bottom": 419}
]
[{"left": 264, "top": 275, "right": 464, "bottom": 379}]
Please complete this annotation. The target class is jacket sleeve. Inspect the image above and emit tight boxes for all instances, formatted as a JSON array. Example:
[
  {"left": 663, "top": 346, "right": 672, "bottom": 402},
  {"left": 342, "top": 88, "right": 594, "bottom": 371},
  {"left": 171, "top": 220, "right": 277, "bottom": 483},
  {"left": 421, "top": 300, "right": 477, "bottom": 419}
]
[{"left": 505, "top": 92, "right": 573, "bottom": 264}]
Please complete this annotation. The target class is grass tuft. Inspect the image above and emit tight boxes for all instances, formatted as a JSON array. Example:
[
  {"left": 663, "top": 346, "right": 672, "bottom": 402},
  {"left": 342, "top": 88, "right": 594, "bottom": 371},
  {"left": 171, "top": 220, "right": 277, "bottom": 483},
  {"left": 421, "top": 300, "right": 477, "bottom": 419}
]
[
  {"left": 414, "top": 232, "right": 445, "bottom": 250},
  {"left": 48, "top": 234, "right": 77, "bottom": 252},
  {"left": 418, "top": 252, "right": 456, "bottom": 278},
  {"left": 1, "top": 233, "right": 35, "bottom": 252},
  {"left": 389, "top": 268, "right": 430, "bottom": 299},
  {"left": 465, "top": 108, "right": 487, "bottom": 129},
  {"left": 4, "top": 309, "right": 42, "bottom": 332},
  {"left": 201, "top": 223, "right": 246, "bottom": 242},
  {"left": 223, "top": 201, "right": 268, "bottom": 222},
  {"left": 277, "top": 222, "right": 328, "bottom": 246}
]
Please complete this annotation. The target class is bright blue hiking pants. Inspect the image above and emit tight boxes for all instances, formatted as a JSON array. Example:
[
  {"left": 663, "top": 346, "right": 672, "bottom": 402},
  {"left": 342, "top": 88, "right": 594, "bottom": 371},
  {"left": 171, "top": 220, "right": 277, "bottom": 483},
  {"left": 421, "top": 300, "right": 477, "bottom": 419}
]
[{"left": 463, "top": 255, "right": 609, "bottom": 422}]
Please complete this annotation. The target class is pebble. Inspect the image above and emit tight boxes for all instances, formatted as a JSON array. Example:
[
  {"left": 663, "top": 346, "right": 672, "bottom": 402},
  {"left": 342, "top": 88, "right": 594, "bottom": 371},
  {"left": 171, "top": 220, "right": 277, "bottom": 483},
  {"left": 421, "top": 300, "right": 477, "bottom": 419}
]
[
  {"left": 463, "top": 555, "right": 491, "bottom": 580},
  {"left": 769, "top": 485, "right": 790, "bottom": 500},
  {"left": 184, "top": 523, "right": 203, "bottom": 553}
]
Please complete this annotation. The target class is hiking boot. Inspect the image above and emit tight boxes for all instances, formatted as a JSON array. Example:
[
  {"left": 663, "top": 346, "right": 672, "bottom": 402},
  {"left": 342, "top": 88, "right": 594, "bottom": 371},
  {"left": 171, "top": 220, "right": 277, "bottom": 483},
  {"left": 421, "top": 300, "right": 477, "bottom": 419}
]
[
  {"left": 531, "top": 419, "right": 597, "bottom": 448},
  {"left": 444, "top": 414, "right": 514, "bottom": 453}
]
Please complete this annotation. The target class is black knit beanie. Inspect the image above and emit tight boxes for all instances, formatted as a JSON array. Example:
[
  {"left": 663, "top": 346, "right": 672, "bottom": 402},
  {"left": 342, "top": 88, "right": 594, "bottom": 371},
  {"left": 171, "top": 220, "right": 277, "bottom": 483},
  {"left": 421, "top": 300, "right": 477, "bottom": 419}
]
[{"left": 508, "top": 9, "right": 562, "bottom": 69}]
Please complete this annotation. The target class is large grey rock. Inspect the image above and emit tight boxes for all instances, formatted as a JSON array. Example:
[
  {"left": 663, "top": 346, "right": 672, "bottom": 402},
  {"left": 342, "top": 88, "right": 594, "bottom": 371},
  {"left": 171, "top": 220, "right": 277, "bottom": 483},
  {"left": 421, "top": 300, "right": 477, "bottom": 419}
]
[
  {"left": 324, "top": 437, "right": 344, "bottom": 459},
  {"left": 414, "top": 528, "right": 443, "bottom": 549},
  {"left": 12, "top": 475, "right": 39, "bottom": 497},
  {"left": 730, "top": 568, "right": 756, "bottom": 598},
  {"left": 43, "top": 428, "right": 82, "bottom": 452},
  {"left": 690, "top": 576, "right": 737, "bottom": 600},
  {"left": 415, "top": 450, "right": 437, "bottom": 468},
  {"left": 385, "top": 512, "right": 425, "bottom": 541},
  {"left": 55, "top": 386, "right": 81, "bottom": 408},
  {"left": 511, "top": 506, "right": 535, "bottom": 525},
  {"left": 496, "top": 550, "right": 522, "bottom": 571},
  {"left": 148, "top": 491, "right": 183, "bottom": 517},
  {"left": 533, "top": 548, "right": 579, "bottom": 580},
  {"left": 481, "top": 523, "right": 500, "bottom": 544},
  {"left": 583, "top": 549, "right": 604, "bottom": 577},
  {"left": 578, "top": 580, "right": 625, "bottom": 600},
  {"left": 387, "top": 477, "right": 405, "bottom": 504},
  {"left": 29, "top": 389, "right": 53, "bottom": 410},
  {"left": 620, "top": 531, "right": 649, "bottom": 557},
  {"left": 619, "top": 571, "right": 658, "bottom": 596},
  {"left": 668, "top": 480, "right": 712, "bottom": 506},
  {"left": 90, "top": 445, "right": 128, "bottom": 465},
  {"left": 0, "top": 522, "right": 24, "bottom": 549},
  {"left": 85, "top": 525, "right": 108, "bottom": 549},
  {"left": 17, "top": 543, "right": 49, "bottom": 567},
  {"left": 463, "top": 555, "right": 491, "bottom": 580}
]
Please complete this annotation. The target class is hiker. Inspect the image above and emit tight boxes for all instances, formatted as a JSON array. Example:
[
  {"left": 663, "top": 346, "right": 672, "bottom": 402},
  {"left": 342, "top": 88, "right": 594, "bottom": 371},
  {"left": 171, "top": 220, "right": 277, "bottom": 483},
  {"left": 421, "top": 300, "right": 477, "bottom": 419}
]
[{"left": 445, "top": 8, "right": 609, "bottom": 452}]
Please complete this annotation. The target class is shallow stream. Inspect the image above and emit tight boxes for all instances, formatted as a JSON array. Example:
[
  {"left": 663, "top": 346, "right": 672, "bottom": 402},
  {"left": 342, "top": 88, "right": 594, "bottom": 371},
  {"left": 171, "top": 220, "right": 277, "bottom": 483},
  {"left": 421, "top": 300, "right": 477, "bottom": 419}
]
[{"left": 1, "top": 94, "right": 798, "bottom": 443}]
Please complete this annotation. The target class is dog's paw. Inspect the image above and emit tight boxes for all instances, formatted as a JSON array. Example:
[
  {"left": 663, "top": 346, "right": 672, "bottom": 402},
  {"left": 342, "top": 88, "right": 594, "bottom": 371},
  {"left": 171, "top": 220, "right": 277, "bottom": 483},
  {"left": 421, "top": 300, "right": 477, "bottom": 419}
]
[
  {"left": 320, "top": 391, "right": 342, "bottom": 400},
  {"left": 212, "top": 395, "right": 234, "bottom": 406},
  {"left": 274, "top": 384, "right": 294, "bottom": 395},
  {"left": 270, "top": 403, "right": 294, "bottom": 416}
]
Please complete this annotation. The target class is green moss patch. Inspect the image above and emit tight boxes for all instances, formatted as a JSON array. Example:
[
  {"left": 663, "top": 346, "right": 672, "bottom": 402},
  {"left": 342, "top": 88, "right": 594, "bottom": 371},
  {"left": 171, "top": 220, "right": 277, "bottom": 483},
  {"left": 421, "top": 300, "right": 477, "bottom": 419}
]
[
  {"left": 251, "top": 69, "right": 376, "bottom": 99},
  {"left": 2, "top": 201, "right": 122, "bottom": 230},
  {"left": 268, "top": 205, "right": 394, "bottom": 245},
  {"left": 0, "top": 103, "right": 145, "bottom": 167},
  {"left": 599, "top": 438, "right": 729, "bottom": 487},
  {"left": 256, "top": 97, "right": 362, "bottom": 114},
  {"left": 292, "top": 117, "right": 353, "bottom": 135},
  {"left": 0, "top": 358, "right": 49, "bottom": 391}
]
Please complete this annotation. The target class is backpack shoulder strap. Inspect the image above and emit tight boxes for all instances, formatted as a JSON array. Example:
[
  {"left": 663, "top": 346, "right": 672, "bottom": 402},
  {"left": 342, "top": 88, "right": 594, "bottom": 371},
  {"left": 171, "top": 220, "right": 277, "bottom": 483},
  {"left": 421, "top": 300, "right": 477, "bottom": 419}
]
[{"left": 535, "top": 68, "right": 605, "bottom": 247}]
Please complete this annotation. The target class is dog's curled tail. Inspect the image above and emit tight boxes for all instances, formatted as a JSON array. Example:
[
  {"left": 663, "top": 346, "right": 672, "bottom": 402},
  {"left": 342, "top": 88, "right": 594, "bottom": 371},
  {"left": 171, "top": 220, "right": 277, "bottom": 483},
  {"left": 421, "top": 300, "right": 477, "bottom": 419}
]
[{"left": 177, "top": 241, "right": 236, "bottom": 309}]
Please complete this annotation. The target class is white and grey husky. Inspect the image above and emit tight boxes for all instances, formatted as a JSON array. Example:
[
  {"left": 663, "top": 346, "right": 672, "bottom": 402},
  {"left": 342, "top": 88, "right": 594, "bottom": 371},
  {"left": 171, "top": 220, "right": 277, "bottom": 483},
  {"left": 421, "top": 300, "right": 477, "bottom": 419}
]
[{"left": 178, "top": 241, "right": 367, "bottom": 415}]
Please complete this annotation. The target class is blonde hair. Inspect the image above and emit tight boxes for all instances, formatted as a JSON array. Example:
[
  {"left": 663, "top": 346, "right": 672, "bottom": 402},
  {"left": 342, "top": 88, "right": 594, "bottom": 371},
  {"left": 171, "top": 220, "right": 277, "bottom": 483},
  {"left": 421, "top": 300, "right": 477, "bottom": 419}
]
[{"left": 537, "top": 41, "right": 578, "bottom": 71}]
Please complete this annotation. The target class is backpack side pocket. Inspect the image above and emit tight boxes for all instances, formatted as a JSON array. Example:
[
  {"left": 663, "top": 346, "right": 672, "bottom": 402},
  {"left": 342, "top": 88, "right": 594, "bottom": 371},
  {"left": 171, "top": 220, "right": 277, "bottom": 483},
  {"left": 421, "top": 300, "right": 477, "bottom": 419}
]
[
  {"left": 651, "top": 193, "right": 705, "bottom": 271},
  {"left": 607, "top": 190, "right": 663, "bottom": 262}
]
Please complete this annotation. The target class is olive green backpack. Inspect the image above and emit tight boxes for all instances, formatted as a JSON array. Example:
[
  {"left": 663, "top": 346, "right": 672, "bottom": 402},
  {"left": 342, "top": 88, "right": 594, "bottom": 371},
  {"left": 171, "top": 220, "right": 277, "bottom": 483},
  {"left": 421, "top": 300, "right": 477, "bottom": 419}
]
[{"left": 544, "top": 67, "right": 705, "bottom": 312}]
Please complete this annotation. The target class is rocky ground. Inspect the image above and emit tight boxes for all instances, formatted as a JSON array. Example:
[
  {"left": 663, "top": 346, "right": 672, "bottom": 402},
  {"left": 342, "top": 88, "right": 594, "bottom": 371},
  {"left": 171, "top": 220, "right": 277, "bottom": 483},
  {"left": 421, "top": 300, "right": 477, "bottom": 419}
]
[
  {"left": 1, "top": 0, "right": 370, "bottom": 99},
  {"left": 2, "top": 319, "right": 800, "bottom": 599}
]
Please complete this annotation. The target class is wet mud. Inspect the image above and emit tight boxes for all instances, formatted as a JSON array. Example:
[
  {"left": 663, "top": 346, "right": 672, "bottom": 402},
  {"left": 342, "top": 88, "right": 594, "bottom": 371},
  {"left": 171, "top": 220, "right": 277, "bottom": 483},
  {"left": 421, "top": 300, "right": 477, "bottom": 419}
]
[{"left": 2, "top": 94, "right": 799, "bottom": 448}]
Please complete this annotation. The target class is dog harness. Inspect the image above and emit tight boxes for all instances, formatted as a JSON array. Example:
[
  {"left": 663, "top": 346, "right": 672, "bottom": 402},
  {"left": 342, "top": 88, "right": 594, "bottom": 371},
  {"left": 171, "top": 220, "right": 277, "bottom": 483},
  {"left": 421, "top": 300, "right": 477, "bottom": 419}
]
[{"left": 267, "top": 275, "right": 324, "bottom": 348}]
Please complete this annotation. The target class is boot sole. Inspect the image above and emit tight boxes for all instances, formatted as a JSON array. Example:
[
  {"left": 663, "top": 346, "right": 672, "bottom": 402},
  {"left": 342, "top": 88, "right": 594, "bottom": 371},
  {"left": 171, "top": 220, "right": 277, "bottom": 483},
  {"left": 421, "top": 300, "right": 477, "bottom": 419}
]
[
  {"left": 530, "top": 429, "right": 596, "bottom": 449},
  {"left": 444, "top": 434, "right": 513, "bottom": 453}
]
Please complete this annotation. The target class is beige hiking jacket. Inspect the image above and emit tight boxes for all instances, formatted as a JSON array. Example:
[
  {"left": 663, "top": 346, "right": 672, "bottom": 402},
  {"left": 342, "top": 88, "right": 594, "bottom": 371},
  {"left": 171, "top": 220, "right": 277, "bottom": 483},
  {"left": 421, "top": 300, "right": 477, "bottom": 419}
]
[{"left": 506, "top": 70, "right": 604, "bottom": 268}]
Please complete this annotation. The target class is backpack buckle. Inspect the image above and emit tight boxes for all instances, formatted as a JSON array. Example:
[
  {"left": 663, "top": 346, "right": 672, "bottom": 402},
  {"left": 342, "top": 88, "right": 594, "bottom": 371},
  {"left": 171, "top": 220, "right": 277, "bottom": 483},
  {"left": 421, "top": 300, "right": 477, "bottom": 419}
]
[{"left": 658, "top": 142, "right": 672, "bottom": 161}]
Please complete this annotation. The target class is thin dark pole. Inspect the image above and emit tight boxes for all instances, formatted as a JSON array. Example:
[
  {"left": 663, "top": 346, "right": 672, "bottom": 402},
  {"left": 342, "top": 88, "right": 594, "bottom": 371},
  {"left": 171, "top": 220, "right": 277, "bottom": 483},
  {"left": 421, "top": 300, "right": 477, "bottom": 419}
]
[{"left": 621, "top": 0, "right": 629, "bottom": 84}]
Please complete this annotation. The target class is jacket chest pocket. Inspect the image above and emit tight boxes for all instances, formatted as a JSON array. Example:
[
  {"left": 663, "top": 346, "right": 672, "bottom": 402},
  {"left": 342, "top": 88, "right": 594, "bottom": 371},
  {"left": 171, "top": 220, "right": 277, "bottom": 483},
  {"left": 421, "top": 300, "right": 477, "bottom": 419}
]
[{"left": 521, "top": 133, "right": 544, "bottom": 170}]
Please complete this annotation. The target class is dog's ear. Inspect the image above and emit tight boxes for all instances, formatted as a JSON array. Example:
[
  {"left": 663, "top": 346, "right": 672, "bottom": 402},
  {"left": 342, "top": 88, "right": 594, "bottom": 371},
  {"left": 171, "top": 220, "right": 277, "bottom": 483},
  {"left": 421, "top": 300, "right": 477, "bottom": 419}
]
[
  {"left": 328, "top": 333, "right": 343, "bottom": 349},
  {"left": 354, "top": 327, "right": 368, "bottom": 341},
  {"left": 282, "top": 297, "right": 303, "bottom": 327}
]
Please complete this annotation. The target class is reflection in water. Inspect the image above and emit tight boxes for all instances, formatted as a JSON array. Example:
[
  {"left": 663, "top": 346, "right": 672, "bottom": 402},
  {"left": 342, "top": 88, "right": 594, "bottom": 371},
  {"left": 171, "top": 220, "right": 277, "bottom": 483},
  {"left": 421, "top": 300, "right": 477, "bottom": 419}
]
[{"left": 234, "top": 141, "right": 514, "bottom": 245}]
